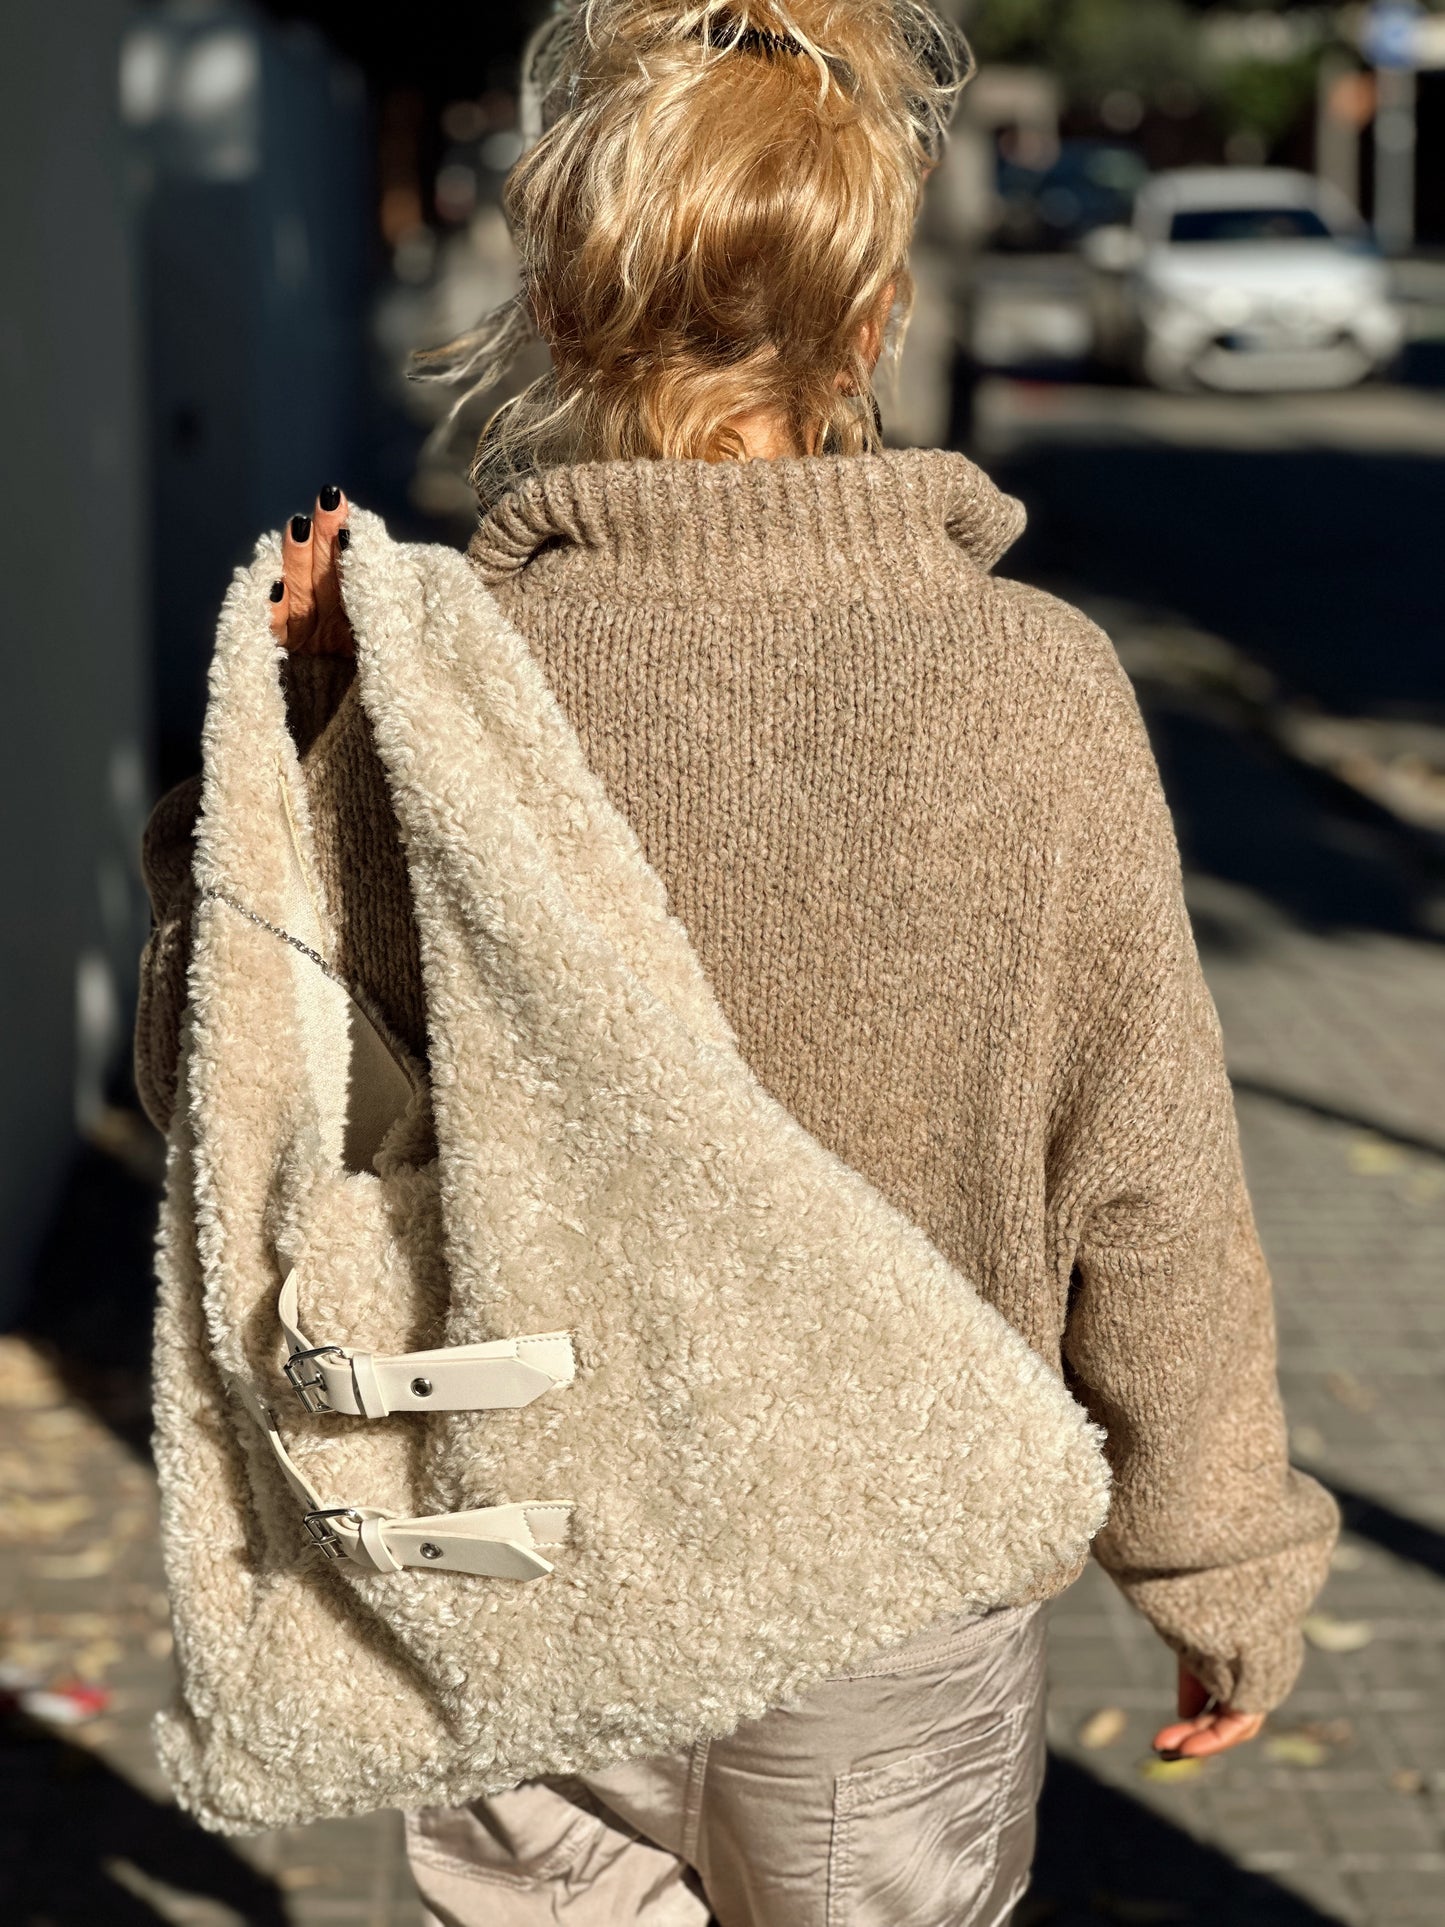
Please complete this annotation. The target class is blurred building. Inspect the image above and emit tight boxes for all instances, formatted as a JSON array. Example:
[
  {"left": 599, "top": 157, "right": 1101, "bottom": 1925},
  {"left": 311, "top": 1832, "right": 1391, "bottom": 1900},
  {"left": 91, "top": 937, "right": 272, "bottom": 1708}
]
[
  {"left": 0, "top": 0, "right": 537, "bottom": 1340},
  {"left": 1, "top": 0, "right": 151, "bottom": 1328},
  {"left": 122, "top": 2, "right": 371, "bottom": 788}
]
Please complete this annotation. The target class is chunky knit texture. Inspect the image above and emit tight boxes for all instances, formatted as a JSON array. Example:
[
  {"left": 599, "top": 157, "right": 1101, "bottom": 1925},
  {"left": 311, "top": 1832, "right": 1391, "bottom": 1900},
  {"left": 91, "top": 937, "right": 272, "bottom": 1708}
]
[{"left": 138, "top": 448, "right": 1337, "bottom": 1715}]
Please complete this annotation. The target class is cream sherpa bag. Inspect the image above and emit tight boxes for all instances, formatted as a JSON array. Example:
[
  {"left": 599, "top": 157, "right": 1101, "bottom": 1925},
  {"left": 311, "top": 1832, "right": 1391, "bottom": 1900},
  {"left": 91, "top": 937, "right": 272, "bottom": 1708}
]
[{"left": 150, "top": 507, "right": 1111, "bottom": 1835}]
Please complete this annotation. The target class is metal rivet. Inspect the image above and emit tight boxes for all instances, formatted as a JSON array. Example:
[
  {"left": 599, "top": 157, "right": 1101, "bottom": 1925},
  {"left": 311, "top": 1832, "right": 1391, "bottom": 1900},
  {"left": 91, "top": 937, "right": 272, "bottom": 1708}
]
[
  {"left": 411, "top": 1377, "right": 434, "bottom": 1399},
  {"left": 342, "top": 1510, "right": 362, "bottom": 1526},
  {"left": 419, "top": 1542, "right": 443, "bottom": 1560}
]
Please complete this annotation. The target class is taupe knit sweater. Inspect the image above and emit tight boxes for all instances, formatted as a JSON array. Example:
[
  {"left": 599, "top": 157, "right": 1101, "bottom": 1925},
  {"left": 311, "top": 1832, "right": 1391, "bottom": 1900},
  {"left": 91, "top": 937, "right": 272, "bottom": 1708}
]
[{"left": 138, "top": 448, "right": 1337, "bottom": 1714}]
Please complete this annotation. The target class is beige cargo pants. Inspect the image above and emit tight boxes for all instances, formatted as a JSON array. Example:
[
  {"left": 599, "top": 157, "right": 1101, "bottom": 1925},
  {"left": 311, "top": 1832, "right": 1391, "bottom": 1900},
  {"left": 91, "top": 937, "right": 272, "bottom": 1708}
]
[{"left": 403, "top": 1598, "right": 1047, "bottom": 1927}]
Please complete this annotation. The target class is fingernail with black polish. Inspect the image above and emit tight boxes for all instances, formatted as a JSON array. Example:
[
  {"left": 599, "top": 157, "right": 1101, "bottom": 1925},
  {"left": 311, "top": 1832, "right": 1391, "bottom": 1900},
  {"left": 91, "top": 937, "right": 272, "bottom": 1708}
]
[
  {"left": 319, "top": 484, "right": 341, "bottom": 512},
  {"left": 269, "top": 579, "right": 284, "bottom": 603},
  {"left": 337, "top": 527, "right": 350, "bottom": 550},
  {"left": 290, "top": 513, "right": 311, "bottom": 542}
]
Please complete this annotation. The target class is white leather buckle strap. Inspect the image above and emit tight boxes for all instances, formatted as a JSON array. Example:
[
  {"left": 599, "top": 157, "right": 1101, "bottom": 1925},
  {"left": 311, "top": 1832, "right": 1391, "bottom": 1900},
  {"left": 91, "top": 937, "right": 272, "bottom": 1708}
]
[
  {"left": 233, "top": 1379, "right": 572, "bottom": 1579},
  {"left": 278, "top": 1271, "right": 576, "bottom": 1418}
]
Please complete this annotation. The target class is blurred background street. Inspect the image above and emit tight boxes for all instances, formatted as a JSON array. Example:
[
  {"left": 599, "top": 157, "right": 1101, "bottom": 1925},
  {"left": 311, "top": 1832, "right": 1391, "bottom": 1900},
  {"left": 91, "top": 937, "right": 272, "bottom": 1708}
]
[{"left": 2, "top": 0, "right": 1442, "bottom": 1922}]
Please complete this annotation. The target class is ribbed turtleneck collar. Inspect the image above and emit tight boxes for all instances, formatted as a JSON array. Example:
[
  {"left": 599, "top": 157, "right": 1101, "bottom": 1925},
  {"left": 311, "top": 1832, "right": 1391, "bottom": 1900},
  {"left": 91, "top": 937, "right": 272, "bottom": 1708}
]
[{"left": 466, "top": 448, "right": 1026, "bottom": 602}]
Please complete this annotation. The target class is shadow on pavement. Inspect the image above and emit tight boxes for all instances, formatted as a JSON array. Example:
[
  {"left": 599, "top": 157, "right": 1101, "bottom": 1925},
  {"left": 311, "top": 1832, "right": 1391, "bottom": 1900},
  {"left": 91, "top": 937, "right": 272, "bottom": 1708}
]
[
  {"left": 990, "top": 442, "right": 1441, "bottom": 721},
  {"left": 1321, "top": 1476, "right": 1445, "bottom": 1583},
  {"left": 963, "top": 419, "right": 1444, "bottom": 942},
  {"left": 16, "top": 1138, "right": 162, "bottom": 1460},
  {"left": 0, "top": 1709, "right": 287, "bottom": 1927},
  {"left": 1028, "top": 1753, "right": 1346, "bottom": 1925},
  {"left": 1228, "top": 1074, "right": 1445, "bottom": 1161},
  {"left": 1143, "top": 704, "right": 1438, "bottom": 942}
]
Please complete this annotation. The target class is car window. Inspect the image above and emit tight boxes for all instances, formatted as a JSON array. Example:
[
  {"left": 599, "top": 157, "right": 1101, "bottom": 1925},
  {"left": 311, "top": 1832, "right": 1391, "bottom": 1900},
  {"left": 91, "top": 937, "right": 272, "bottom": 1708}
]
[{"left": 1168, "top": 206, "right": 1334, "bottom": 244}]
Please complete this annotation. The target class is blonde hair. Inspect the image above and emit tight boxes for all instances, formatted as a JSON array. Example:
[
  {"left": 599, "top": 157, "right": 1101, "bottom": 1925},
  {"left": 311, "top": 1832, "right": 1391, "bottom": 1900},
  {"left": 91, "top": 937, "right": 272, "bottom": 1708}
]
[{"left": 415, "top": 2, "right": 972, "bottom": 504}]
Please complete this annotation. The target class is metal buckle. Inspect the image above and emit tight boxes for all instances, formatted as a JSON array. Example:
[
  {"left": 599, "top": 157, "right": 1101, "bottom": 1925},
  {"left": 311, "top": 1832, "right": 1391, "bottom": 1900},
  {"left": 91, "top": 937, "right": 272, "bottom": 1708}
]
[
  {"left": 302, "top": 1506, "right": 362, "bottom": 1561},
  {"left": 283, "top": 1344, "right": 346, "bottom": 1415}
]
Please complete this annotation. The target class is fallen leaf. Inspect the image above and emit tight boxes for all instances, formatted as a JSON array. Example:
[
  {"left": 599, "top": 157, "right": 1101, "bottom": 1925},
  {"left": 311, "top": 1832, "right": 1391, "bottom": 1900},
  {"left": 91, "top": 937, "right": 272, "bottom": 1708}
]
[
  {"left": 1329, "top": 1542, "right": 1365, "bottom": 1572},
  {"left": 278, "top": 1866, "right": 340, "bottom": 1891},
  {"left": 1302, "top": 1612, "right": 1374, "bottom": 1654},
  {"left": 1078, "top": 1706, "right": 1129, "bottom": 1750},
  {"left": 0, "top": 1338, "right": 66, "bottom": 1408},
  {"left": 23, "top": 1408, "right": 88, "bottom": 1442},
  {"left": 1289, "top": 1424, "right": 1327, "bottom": 1461},
  {"left": 145, "top": 1627, "right": 174, "bottom": 1661},
  {"left": 0, "top": 1494, "right": 95, "bottom": 1543},
  {"left": 1324, "top": 1371, "right": 1375, "bottom": 1414},
  {"left": 74, "top": 1640, "right": 125, "bottom": 1678},
  {"left": 45, "top": 1614, "right": 112, "bottom": 1640},
  {"left": 1296, "top": 1718, "right": 1354, "bottom": 1747},
  {"left": 1348, "top": 1135, "right": 1406, "bottom": 1176},
  {"left": 1139, "top": 1756, "right": 1204, "bottom": 1783},
  {"left": 4, "top": 1641, "right": 61, "bottom": 1673},
  {"left": 70, "top": 1718, "right": 120, "bottom": 1751},
  {"left": 1389, "top": 1768, "right": 1425, "bottom": 1796},
  {"left": 0, "top": 1452, "right": 60, "bottom": 1491},
  {"left": 34, "top": 1548, "right": 115, "bottom": 1581},
  {"left": 1264, "top": 1733, "right": 1329, "bottom": 1767}
]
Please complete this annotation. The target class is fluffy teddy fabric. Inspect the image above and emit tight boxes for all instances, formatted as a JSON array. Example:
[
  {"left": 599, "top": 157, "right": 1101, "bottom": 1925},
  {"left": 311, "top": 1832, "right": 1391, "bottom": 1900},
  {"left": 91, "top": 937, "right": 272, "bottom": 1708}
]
[{"left": 149, "top": 509, "right": 1111, "bottom": 1835}]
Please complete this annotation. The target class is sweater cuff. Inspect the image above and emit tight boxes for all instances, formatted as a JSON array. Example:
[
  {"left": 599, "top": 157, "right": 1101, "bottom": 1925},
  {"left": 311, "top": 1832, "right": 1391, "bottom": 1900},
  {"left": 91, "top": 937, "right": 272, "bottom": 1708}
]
[{"left": 1102, "top": 1478, "right": 1341, "bottom": 1714}]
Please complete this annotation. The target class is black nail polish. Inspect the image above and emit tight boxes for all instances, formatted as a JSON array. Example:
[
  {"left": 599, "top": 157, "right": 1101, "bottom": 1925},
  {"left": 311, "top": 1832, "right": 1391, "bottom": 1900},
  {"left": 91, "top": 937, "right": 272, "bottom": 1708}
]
[
  {"left": 290, "top": 513, "right": 311, "bottom": 542},
  {"left": 318, "top": 484, "right": 341, "bottom": 513},
  {"left": 269, "top": 579, "right": 284, "bottom": 603},
  {"left": 337, "top": 527, "right": 350, "bottom": 550}
]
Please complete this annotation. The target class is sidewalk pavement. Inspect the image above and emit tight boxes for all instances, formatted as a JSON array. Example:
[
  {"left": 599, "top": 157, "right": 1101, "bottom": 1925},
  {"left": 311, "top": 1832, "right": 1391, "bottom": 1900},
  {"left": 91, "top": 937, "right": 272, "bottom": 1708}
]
[{"left": 1032, "top": 866, "right": 1445, "bottom": 1927}]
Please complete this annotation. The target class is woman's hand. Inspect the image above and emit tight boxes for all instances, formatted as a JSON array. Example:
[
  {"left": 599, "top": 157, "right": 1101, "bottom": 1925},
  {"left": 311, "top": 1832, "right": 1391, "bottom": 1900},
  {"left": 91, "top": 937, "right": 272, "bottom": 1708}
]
[
  {"left": 267, "top": 485, "right": 354, "bottom": 657},
  {"left": 1152, "top": 1661, "right": 1266, "bottom": 1759}
]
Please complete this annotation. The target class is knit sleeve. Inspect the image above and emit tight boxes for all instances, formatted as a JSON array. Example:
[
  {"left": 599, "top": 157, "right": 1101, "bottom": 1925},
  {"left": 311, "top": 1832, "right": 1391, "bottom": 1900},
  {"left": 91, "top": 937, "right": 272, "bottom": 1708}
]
[
  {"left": 133, "top": 655, "right": 357, "bottom": 1136},
  {"left": 1042, "top": 599, "right": 1339, "bottom": 1716}
]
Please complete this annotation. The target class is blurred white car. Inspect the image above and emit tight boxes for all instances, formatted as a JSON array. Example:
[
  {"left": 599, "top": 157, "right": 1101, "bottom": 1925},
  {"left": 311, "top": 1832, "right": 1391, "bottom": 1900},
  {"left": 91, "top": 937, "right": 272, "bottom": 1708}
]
[{"left": 1085, "top": 168, "right": 1403, "bottom": 392}]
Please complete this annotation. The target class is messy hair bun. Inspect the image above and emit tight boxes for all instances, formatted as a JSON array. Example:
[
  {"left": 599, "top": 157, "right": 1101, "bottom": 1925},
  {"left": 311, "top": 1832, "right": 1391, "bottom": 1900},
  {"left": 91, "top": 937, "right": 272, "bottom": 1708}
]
[{"left": 416, "top": 2, "right": 972, "bottom": 502}]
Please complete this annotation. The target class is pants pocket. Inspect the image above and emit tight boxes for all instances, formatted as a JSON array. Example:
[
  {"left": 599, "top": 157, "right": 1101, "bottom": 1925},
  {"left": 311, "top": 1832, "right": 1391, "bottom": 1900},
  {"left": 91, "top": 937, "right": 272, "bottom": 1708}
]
[{"left": 826, "top": 1707, "right": 1024, "bottom": 1927}]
